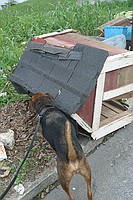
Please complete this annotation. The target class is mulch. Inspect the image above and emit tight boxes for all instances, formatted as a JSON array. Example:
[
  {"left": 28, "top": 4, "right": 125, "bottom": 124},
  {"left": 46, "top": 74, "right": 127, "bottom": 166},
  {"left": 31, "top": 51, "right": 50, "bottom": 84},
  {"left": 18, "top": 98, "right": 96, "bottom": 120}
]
[{"left": 0, "top": 100, "right": 55, "bottom": 198}]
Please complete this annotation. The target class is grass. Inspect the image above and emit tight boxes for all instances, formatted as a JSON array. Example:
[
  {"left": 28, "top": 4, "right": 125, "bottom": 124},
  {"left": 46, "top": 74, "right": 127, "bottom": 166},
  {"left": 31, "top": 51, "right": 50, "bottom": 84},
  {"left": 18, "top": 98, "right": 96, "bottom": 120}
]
[
  {"left": 14, "top": 146, "right": 51, "bottom": 184},
  {"left": 15, "top": 158, "right": 35, "bottom": 185},
  {"left": 0, "top": 0, "right": 132, "bottom": 107},
  {"left": 2, "top": 145, "right": 52, "bottom": 185}
]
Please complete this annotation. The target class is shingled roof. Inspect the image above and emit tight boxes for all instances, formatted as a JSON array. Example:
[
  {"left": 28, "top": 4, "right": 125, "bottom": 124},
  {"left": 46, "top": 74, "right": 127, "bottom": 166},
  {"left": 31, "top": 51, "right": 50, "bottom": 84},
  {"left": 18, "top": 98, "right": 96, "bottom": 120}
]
[{"left": 9, "top": 40, "right": 108, "bottom": 114}]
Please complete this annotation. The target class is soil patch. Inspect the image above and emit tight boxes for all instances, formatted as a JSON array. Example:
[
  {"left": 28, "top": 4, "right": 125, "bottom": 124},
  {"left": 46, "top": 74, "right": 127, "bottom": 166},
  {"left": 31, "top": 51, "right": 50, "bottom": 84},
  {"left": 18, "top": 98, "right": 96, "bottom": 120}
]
[{"left": 0, "top": 100, "right": 55, "bottom": 198}]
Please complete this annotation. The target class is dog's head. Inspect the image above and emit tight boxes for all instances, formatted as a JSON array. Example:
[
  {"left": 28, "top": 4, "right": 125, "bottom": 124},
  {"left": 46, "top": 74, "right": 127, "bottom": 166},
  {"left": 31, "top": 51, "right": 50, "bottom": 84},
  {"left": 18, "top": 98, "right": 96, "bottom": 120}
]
[{"left": 30, "top": 92, "right": 54, "bottom": 113}]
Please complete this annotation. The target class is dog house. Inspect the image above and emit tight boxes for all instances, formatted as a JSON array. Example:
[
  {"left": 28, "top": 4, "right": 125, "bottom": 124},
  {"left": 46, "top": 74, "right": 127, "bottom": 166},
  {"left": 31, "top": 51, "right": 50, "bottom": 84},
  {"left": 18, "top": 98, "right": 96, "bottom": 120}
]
[{"left": 9, "top": 29, "right": 133, "bottom": 140}]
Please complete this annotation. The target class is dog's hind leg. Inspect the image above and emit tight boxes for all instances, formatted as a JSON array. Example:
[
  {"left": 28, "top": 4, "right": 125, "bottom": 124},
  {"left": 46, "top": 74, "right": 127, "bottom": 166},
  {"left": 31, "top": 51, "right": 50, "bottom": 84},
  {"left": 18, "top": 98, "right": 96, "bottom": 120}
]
[
  {"left": 60, "top": 175, "right": 74, "bottom": 200},
  {"left": 79, "top": 159, "right": 93, "bottom": 200},
  {"left": 57, "top": 161, "right": 74, "bottom": 200}
]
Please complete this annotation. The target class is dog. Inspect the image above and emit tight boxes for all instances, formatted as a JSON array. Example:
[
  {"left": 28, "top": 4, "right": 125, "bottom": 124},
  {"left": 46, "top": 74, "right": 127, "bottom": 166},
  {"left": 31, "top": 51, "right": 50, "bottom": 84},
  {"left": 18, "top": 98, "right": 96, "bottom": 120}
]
[{"left": 30, "top": 92, "right": 92, "bottom": 200}]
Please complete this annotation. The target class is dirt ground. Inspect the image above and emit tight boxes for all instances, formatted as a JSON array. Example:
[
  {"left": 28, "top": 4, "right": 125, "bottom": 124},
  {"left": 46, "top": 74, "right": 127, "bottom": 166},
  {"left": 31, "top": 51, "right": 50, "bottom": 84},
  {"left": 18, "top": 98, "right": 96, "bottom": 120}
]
[{"left": 0, "top": 100, "right": 55, "bottom": 198}]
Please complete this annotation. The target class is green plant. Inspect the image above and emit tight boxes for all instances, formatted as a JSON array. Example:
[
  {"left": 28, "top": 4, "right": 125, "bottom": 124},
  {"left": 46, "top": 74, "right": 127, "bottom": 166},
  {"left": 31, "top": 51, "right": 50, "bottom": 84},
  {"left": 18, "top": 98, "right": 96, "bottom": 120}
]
[
  {"left": 0, "top": 76, "right": 29, "bottom": 107},
  {"left": 127, "top": 0, "right": 133, "bottom": 7},
  {"left": 0, "top": 0, "right": 132, "bottom": 107},
  {"left": 15, "top": 158, "right": 35, "bottom": 184}
]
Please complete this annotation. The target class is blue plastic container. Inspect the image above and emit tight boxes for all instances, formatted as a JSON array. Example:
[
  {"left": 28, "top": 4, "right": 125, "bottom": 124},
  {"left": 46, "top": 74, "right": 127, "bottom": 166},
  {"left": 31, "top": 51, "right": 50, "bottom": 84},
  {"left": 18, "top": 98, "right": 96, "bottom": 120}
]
[{"left": 104, "top": 26, "right": 132, "bottom": 41}]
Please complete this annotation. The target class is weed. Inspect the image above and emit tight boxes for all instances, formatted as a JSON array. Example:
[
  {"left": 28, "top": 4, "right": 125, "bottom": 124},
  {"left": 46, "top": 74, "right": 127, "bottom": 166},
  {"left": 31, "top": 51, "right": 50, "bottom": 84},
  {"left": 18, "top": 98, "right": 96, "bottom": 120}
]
[
  {"left": 15, "top": 158, "right": 35, "bottom": 184},
  {"left": 0, "top": 76, "right": 29, "bottom": 107},
  {"left": 0, "top": 0, "right": 132, "bottom": 107}
]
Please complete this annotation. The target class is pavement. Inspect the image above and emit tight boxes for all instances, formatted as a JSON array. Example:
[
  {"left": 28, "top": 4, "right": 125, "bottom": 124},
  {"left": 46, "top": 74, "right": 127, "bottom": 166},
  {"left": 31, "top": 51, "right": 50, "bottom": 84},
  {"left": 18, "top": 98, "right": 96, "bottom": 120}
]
[
  {"left": 4, "top": 122, "right": 133, "bottom": 200},
  {"left": 44, "top": 122, "right": 133, "bottom": 200}
]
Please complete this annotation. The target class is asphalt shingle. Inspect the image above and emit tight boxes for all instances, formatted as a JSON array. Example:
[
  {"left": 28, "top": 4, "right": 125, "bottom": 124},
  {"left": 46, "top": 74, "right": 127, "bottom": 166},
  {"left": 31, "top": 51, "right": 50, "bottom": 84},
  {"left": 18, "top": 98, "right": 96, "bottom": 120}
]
[{"left": 9, "top": 41, "right": 108, "bottom": 114}]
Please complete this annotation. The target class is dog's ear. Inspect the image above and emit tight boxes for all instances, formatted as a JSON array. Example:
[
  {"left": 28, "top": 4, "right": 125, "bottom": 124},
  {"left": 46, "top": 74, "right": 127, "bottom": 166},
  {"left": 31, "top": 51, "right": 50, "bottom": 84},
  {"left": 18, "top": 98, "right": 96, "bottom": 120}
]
[
  {"left": 32, "top": 92, "right": 44, "bottom": 102},
  {"left": 29, "top": 93, "right": 42, "bottom": 110},
  {"left": 45, "top": 93, "right": 54, "bottom": 101},
  {"left": 32, "top": 92, "right": 54, "bottom": 102}
]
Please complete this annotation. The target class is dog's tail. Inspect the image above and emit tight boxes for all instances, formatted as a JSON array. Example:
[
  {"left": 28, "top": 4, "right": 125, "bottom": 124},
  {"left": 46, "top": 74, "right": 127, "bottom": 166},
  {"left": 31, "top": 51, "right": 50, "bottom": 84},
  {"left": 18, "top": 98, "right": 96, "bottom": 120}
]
[{"left": 65, "top": 120, "right": 77, "bottom": 161}]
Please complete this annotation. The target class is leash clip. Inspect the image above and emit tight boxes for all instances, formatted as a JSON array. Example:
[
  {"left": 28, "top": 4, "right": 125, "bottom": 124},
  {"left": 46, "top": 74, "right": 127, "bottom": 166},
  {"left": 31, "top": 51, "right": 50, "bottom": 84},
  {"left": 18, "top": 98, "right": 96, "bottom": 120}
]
[{"left": 37, "top": 114, "right": 42, "bottom": 121}]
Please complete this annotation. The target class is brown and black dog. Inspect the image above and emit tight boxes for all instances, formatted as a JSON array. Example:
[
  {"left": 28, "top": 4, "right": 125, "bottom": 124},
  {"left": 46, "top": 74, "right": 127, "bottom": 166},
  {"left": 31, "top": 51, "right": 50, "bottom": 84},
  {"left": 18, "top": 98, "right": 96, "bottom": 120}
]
[{"left": 30, "top": 92, "right": 92, "bottom": 200}]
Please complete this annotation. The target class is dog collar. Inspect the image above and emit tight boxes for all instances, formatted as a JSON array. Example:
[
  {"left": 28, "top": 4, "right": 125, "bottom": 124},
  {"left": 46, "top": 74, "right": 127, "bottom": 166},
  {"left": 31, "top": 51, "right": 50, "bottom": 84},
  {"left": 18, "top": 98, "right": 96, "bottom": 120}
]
[{"left": 38, "top": 105, "right": 54, "bottom": 118}]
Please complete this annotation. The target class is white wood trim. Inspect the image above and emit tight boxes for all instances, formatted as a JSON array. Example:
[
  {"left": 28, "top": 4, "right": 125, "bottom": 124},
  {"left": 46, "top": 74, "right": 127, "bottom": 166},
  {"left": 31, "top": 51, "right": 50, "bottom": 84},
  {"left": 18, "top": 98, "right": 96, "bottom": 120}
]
[
  {"left": 36, "top": 29, "right": 74, "bottom": 39},
  {"left": 71, "top": 113, "right": 92, "bottom": 133},
  {"left": 102, "top": 51, "right": 133, "bottom": 73},
  {"left": 103, "top": 83, "right": 133, "bottom": 101},
  {"left": 91, "top": 112, "right": 133, "bottom": 140},
  {"left": 92, "top": 73, "right": 106, "bottom": 131}
]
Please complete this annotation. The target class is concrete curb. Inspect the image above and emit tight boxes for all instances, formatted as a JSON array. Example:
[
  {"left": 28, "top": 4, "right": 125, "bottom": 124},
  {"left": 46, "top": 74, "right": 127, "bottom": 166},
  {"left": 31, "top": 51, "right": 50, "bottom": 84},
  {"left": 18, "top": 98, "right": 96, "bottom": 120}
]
[
  {"left": 5, "top": 136, "right": 104, "bottom": 200},
  {"left": 6, "top": 165, "right": 58, "bottom": 200}
]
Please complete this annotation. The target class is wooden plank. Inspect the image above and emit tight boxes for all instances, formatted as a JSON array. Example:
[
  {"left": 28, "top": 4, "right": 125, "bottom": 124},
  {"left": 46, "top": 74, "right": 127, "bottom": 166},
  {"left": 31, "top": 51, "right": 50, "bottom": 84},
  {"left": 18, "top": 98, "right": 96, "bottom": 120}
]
[
  {"left": 78, "top": 88, "right": 96, "bottom": 126},
  {"left": 35, "top": 30, "right": 128, "bottom": 56},
  {"left": 98, "top": 17, "right": 130, "bottom": 36},
  {"left": 71, "top": 113, "right": 92, "bottom": 133},
  {"left": 101, "top": 105, "right": 118, "bottom": 118},
  {"left": 104, "top": 66, "right": 133, "bottom": 92},
  {"left": 73, "top": 110, "right": 133, "bottom": 139},
  {"left": 100, "top": 110, "right": 130, "bottom": 127},
  {"left": 91, "top": 111, "right": 133, "bottom": 140},
  {"left": 112, "top": 91, "right": 133, "bottom": 100},
  {"left": 92, "top": 73, "right": 105, "bottom": 131},
  {"left": 102, "top": 51, "right": 133, "bottom": 73},
  {"left": 117, "top": 65, "right": 133, "bottom": 87},
  {"left": 100, "top": 114, "right": 108, "bottom": 121},
  {"left": 104, "top": 70, "right": 118, "bottom": 91},
  {"left": 44, "top": 32, "right": 127, "bottom": 56},
  {"left": 36, "top": 29, "right": 74, "bottom": 39},
  {"left": 107, "top": 100, "right": 128, "bottom": 111},
  {"left": 103, "top": 101, "right": 124, "bottom": 114},
  {"left": 44, "top": 36, "right": 75, "bottom": 49},
  {"left": 65, "top": 32, "right": 127, "bottom": 56},
  {"left": 103, "top": 83, "right": 133, "bottom": 101},
  {"left": 32, "top": 37, "right": 46, "bottom": 43}
]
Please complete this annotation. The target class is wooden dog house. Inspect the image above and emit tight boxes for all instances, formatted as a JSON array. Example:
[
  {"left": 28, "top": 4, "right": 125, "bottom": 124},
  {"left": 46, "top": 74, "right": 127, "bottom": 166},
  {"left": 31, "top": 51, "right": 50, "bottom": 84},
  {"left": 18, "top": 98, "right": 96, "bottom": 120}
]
[{"left": 9, "top": 29, "right": 133, "bottom": 140}]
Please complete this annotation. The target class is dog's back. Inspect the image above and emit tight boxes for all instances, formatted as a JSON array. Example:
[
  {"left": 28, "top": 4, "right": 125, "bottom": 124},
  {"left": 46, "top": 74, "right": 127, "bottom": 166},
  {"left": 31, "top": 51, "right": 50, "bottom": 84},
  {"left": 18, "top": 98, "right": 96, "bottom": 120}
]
[{"left": 40, "top": 108, "right": 83, "bottom": 163}]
